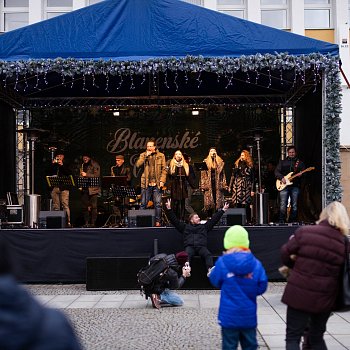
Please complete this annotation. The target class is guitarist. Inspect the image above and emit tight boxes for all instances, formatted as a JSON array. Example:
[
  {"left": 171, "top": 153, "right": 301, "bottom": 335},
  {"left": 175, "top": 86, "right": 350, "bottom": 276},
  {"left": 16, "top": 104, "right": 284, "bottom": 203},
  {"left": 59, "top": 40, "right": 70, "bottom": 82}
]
[{"left": 275, "top": 146, "right": 305, "bottom": 223}]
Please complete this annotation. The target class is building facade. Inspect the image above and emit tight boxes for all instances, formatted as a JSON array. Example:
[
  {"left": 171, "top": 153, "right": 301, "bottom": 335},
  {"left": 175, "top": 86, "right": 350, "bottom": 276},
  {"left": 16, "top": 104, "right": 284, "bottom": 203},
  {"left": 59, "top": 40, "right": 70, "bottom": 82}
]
[{"left": 2, "top": 0, "right": 350, "bottom": 208}]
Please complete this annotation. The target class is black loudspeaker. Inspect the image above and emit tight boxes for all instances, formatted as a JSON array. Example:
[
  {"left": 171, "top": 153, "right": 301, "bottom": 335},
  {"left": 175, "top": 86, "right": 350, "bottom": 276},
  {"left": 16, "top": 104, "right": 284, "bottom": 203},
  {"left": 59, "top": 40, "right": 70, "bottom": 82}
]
[
  {"left": 86, "top": 257, "right": 149, "bottom": 290},
  {"left": 220, "top": 208, "right": 246, "bottom": 226},
  {"left": 86, "top": 256, "right": 218, "bottom": 291},
  {"left": 6, "top": 205, "right": 23, "bottom": 224},
  {"left": 128, "top": 209, "right": 155, "bottom": 227},
  {"left": 39, "top": 210, "right": 66, "bottom": 228}
]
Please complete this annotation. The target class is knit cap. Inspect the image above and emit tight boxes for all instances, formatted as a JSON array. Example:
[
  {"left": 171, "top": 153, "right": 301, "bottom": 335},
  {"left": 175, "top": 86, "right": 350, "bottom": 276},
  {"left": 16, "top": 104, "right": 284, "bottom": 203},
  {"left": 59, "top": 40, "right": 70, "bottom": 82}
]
[
  {"left": 175, "top": 251, "right": 189, "bottom": 266},
  {"left": 224, "top": 225, "right": 250, "bottom": 250}
]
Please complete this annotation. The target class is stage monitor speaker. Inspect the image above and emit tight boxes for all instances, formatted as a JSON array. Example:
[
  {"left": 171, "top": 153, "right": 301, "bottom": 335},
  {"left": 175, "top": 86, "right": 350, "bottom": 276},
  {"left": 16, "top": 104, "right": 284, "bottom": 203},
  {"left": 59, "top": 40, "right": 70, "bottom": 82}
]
[
  {"left": 128, "top": 209, "right": 155, "bottom": 227},
  {"left": 39, "top": 210, "right": 66, "bottom": 228},
  {"left": 220, "top": 208, "right": 246, "bottom": 226},
  {"left": 86, "top": 257, "right": 149, "bottom": 290},
  {"left": 6, "top": 205, "right": 23, "bottom": 224}
]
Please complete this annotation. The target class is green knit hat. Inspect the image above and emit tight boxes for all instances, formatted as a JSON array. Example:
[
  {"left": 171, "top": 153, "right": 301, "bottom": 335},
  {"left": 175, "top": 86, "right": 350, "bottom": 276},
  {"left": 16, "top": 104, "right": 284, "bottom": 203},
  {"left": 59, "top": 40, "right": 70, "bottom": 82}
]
[{"left": 224, "top": 225, "right": 250, "bottom": 249}]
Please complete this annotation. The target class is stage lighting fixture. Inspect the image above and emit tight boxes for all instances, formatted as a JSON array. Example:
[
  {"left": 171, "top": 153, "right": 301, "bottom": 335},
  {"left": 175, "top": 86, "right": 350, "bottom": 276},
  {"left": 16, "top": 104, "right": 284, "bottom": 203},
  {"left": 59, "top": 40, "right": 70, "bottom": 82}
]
[
  {"left": 192, "top": 110, "right": 199, "bottom": 116},
  {"left": 113, "top": 111, "right": 120, "bottom": 116}
]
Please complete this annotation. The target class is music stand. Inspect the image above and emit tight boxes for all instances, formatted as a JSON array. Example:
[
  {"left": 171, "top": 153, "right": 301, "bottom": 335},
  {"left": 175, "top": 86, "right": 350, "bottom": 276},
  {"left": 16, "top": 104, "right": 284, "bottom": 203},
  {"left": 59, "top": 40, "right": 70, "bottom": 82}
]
[
  {"left": 102, "top": 176, "right": 128, "bottom": 188},
  {"left": 46, "top": 175, "right": 75, "bottom": 188},
  {"left": 194, "top": 162, "right": 208, "bottom": 171},
  {"left": 77, "top": 177, "right": 101, "bottom": 189},
  {"left": 101, "top": 176, "right": 134, "bottom": 227}
]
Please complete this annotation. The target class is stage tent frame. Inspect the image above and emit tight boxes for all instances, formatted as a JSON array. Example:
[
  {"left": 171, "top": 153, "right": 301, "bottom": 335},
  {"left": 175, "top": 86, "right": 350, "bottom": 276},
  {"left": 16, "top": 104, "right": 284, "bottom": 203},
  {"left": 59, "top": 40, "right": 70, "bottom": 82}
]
[{"left": 0, "top": 0, "right": 342, "bottom": 206}]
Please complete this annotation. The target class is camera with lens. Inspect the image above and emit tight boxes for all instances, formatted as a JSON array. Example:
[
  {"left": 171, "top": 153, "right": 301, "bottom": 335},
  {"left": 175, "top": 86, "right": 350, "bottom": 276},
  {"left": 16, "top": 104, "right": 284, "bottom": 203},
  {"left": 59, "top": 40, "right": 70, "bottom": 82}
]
[{"left": 183, "top": 262, "right": 191, "bottom": 277}]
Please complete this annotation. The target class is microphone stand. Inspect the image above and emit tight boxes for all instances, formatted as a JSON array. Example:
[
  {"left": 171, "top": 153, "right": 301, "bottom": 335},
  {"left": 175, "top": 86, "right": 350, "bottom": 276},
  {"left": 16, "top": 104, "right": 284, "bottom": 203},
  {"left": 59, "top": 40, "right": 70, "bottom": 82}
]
[{"left": 254, "top": 134, "right": 266, "bottom": 224}]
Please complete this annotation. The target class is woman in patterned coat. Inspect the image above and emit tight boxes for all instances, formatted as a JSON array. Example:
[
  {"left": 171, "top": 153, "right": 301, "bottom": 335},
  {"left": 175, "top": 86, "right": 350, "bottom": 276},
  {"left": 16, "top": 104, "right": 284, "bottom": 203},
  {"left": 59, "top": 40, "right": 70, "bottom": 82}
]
[
  {"left": 201, "top": 147, "right": 227, "bottom": 218},
  {"left": 229, "top": 150, "right": 254, "bottom": 221}
]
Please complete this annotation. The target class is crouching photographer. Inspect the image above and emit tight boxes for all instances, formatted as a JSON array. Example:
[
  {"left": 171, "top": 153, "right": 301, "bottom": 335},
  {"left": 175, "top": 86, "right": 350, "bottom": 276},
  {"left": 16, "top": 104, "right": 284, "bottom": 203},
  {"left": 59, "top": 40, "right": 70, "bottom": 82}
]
[{"left": 137, "top": 251, "right": 191, "bottom": 309}]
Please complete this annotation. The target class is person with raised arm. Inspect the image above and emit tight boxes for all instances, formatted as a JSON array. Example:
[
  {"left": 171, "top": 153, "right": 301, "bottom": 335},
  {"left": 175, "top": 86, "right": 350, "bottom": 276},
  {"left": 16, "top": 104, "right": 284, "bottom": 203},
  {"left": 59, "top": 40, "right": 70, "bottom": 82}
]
[{"left": 165, "top": 198, "right": 229, "bottom": 275}]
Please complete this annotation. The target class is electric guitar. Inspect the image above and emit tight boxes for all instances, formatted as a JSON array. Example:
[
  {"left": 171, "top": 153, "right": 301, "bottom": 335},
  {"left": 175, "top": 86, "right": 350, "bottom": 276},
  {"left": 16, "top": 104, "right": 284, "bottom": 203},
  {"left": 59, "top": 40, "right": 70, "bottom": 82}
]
[{"left": 276, "top": 167, "right": 315, "bottom": 191}]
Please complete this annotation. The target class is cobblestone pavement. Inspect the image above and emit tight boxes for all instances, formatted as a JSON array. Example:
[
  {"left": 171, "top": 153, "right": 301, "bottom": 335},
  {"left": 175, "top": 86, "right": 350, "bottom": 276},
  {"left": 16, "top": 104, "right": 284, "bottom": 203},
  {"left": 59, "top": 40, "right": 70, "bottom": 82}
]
[{"left": 25, "top": 283, "right": 350, "bottom": 350}]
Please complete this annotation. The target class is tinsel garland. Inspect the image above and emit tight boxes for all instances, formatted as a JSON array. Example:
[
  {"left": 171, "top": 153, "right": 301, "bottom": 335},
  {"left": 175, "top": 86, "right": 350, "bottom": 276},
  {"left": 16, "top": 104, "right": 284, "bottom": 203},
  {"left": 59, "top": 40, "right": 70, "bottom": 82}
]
[{"left": 0, "top": 52, "right": 342, "bottom": 202}]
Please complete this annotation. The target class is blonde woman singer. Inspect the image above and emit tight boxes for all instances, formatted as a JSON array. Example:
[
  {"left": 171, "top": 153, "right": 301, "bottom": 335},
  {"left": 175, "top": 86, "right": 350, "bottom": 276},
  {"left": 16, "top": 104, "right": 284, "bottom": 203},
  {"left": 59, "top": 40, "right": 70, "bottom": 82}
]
[{"left": 201, "top": 147, "right": 227, "bottom": 218}]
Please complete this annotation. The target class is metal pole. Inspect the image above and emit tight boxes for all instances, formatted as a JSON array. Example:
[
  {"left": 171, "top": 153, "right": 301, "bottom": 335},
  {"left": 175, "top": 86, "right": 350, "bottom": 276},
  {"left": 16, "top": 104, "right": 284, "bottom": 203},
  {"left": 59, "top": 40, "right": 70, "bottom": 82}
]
[{"left": 29, "top": 137, "right": 37, "bottom": 195}]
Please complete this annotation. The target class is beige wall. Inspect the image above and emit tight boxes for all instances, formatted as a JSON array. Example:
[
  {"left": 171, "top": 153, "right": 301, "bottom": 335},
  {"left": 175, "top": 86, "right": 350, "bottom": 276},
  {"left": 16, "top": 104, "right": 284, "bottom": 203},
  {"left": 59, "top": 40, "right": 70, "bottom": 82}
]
[
  {"left": 340, "top": 147, "right": 350, "bottom": 212},
  {"left": 305, "top": 29, "right": 335, "bottom": 43}
]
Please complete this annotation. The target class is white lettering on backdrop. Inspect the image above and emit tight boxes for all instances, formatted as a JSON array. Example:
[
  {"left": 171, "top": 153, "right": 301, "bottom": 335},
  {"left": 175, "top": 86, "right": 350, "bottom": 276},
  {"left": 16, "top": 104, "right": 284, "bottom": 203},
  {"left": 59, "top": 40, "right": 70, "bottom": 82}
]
[
  {"left": 106, "top": 128, "right": 201, "bottom": 178},
  {"left": 106, "top": 128, "right": 201, "bottom": 153}
]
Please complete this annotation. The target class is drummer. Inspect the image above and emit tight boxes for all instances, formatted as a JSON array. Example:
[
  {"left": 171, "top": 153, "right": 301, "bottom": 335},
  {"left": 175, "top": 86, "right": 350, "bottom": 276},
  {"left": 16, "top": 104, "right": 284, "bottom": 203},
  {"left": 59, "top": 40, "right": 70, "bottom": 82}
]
[{"left": 167, "top": 150, "right": 194, "bottom": 221}]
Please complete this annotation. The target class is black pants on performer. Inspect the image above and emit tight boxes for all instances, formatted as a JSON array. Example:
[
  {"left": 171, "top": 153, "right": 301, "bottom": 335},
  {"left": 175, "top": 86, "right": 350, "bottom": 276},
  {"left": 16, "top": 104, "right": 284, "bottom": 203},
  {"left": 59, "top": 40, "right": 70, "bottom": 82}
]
[
  {"left": 81, "top": 191, "right": 98, "bottom": 226},
  {"left": 185, "top": 246, "right": 213, "bottom": 270},
  {"left": 286, "top": 306, "right": 331, "bottom": 350}
]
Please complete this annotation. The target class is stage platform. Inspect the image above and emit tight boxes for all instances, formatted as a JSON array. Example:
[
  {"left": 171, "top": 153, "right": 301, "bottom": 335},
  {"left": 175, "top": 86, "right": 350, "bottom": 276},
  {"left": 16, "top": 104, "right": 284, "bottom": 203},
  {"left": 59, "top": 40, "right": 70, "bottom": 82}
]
[{"left": 0, "top": 225, "right": 298, "bottom": 288}]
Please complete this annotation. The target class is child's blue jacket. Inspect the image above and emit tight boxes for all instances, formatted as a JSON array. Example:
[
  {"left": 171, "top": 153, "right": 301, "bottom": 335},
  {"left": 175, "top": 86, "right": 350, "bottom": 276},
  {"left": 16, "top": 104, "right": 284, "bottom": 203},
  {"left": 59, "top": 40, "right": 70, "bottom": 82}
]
[{"left": 209, "top": 251, "right": 268, "bottom": 329}]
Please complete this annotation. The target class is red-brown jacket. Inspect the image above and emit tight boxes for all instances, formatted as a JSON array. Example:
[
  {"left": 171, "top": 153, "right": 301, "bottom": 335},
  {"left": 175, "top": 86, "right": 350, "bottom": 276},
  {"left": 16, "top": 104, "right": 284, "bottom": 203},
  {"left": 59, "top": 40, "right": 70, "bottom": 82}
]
[{"left": 281, "top": 220, "right": 346, "bottom": 313}]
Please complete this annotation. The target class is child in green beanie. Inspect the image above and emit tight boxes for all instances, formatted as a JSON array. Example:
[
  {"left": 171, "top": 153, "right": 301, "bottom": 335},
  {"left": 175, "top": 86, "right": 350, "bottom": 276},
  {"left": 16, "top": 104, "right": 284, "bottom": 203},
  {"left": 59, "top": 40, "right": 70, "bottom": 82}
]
[{"left": 209, "top": 225, "right": 268, "bottom": 350}]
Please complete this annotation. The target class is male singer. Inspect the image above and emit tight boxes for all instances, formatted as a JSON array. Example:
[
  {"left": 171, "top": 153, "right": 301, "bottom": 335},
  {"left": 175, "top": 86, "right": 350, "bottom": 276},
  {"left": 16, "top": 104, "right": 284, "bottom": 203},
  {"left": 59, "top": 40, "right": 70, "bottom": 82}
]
[{"left": 136, "top": 139, "right": 167, "bottom": 227}]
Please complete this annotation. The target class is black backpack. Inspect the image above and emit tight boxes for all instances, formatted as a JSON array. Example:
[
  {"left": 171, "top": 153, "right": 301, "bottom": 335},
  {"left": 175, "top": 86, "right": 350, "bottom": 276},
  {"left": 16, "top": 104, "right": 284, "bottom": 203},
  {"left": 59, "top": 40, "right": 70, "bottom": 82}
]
[{"left": 137, "top": 253, "right": 177, "bottom": 298}]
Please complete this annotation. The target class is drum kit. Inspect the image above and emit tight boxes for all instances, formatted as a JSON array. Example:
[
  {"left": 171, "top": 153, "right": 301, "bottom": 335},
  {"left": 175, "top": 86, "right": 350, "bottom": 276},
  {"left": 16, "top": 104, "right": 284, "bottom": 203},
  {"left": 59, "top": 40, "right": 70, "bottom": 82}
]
[{"left": 101, "top": 185, "right": 170, "bottom": 227}]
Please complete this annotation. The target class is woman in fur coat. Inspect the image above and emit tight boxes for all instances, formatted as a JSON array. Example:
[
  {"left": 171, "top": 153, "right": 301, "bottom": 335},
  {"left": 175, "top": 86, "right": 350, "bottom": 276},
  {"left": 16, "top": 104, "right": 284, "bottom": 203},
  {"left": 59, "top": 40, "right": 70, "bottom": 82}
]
[{"left": 201, "top": 147, "right": 227, "bottom": 218}]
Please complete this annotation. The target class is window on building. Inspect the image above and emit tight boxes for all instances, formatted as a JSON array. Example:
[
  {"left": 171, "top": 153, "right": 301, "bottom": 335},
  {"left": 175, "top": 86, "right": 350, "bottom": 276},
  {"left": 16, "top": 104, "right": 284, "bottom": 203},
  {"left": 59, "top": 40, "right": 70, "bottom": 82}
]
[
  {"left": 2, "top": 0, "right": 28, "bottom": 32},
  {"left": 217, "top": 0, "right": 245, "bottom": 19},
  {"left": 44, "top": 0, "right": 72, "bottom": 19},
  {"left": 182, "top": 0, "right": 204, "bottom": 5},
  {"left": 304, "top": 0, "right": 332, "bottom": 29},
  {"left": 261, "top": 0, "right": 289, "bottom": 29},
  {"left": 4, "top": 0, "right": 28, "bottom": 6},
  {"left": 88, "top": 0, "right": 104, "bottom": 4},
  {"left": 47, "top": 0, "right": 72, "bottom": 6},
  {"left": 4, "top": 12, "right": 28, "bottom": 31}
]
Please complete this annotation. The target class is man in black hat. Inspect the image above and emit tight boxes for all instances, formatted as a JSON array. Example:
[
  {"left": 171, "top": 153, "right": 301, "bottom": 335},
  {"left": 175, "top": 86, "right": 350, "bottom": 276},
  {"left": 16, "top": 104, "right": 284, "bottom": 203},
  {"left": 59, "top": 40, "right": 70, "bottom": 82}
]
[
  {"left": 49, "top": 150, "right": 72, "bottom": 227},
  {"left": 80, "top": 152, "right": 101, "bottom": 227},
  {"left": 110, "top": 154, "right": 132, "bottom": 223},
  {"left": 111, "top": 154, "right": 132, "bottom": 182}
]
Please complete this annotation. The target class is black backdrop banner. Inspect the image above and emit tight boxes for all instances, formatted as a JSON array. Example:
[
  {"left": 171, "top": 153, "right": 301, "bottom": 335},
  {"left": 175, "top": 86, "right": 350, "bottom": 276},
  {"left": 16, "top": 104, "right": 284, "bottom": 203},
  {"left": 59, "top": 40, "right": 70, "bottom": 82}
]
[{"left": 32, "top": 107, "right": 280, "bottom": 223}]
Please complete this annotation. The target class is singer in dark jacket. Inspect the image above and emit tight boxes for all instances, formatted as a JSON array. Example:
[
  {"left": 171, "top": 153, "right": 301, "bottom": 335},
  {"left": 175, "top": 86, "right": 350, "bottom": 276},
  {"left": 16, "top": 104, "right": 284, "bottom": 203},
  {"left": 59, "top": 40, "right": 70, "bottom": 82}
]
[
  {"left": 165, "top": 198, "right": 229, "bottom": 274},
  {"left": 167, "top": 150, "right": 195, "bottom": 221},
  {"left": 280, "top": 201, "right": 349, "bottom": 349}
]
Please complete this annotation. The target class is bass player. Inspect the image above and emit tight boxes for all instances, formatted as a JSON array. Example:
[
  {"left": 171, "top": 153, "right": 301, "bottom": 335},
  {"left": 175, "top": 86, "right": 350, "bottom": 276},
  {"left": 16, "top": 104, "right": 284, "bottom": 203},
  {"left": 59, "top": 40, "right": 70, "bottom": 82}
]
[{"left": 275, "top": 146, "right": 305, "bottom": 223}]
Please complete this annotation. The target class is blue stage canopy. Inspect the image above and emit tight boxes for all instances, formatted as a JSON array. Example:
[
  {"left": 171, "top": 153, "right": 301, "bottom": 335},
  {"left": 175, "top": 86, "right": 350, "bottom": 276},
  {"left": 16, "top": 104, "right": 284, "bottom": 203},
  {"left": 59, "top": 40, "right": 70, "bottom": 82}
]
[{"left": 0, "top": 0, "right": 338, "bottom": 61}]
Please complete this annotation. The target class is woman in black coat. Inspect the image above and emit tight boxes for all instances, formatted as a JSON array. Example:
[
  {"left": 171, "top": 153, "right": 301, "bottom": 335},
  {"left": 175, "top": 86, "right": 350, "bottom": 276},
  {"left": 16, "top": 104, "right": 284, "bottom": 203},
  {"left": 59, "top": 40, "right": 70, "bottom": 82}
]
[{"left": 281, "top": 201, "right": 349, "bottom": 350}]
